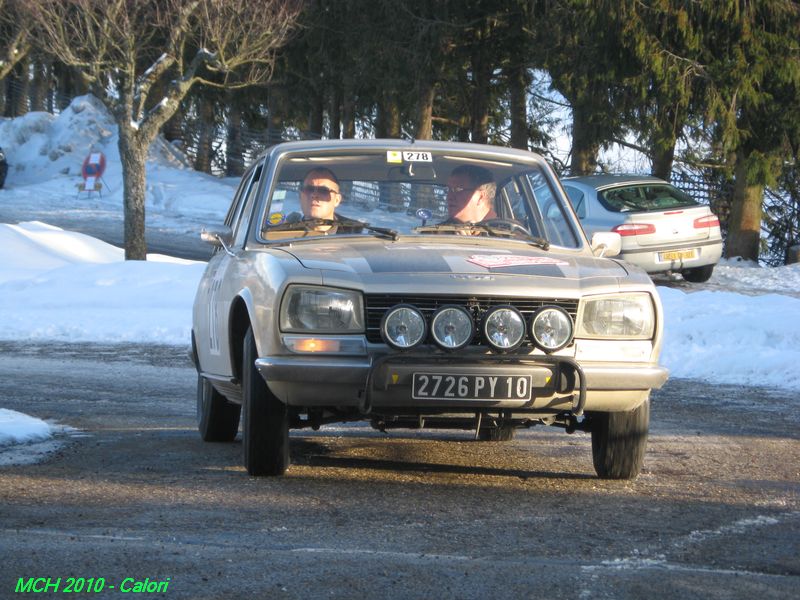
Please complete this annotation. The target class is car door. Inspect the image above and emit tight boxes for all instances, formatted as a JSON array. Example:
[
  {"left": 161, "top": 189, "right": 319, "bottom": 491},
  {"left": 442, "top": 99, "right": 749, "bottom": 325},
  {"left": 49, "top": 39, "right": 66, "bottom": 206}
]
[{"left": 197, "top": 160, "right": 264, "bottom": 377}]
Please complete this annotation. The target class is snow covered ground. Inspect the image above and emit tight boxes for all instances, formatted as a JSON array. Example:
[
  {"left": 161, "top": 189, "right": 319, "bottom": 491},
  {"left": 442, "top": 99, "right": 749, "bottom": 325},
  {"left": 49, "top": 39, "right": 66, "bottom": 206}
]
[{"left": 1, "top": 96, "right": 799, "bottom": 456}]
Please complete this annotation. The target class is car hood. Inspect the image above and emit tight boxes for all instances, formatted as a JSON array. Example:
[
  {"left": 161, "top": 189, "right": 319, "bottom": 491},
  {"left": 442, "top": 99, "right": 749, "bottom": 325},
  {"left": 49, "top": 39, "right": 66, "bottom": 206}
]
[{"left": 278, "top": 240, "right": 629, "bottom": 281}]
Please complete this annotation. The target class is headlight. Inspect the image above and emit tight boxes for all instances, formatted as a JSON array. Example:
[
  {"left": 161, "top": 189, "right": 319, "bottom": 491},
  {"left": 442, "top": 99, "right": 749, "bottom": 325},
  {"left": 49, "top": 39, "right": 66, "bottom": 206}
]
[
  {"left": 381, "top": 305, "right": 426, "bottom": 350},
  {"left": 431, "top": 306, "right": 473, "bottom": 351},
  {"left": 577, "top": 293, "right": 655, "bottom": 339},
  {"left": 483, "top": 306, "right": 526, "bottom": 352},
  {"left": 531, "top": 306, "right": 573, "bottom": 352},
  {"left": 279, "top": 285, "right": 364, "bottom": 333}
]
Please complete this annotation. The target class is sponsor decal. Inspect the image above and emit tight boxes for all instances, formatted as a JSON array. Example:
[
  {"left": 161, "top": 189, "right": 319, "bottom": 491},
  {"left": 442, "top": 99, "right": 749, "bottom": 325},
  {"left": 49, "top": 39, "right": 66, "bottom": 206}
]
[
  {"left": 268, "top": 212, "right": 286, "bottom": 225},
  {"left": 467, "top": 254, "right": 570, "bottom": 269}
]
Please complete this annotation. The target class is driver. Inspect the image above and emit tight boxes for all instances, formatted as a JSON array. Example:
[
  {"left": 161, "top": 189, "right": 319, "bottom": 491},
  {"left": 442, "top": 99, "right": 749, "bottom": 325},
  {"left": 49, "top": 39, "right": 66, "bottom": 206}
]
[
  {"left": 299, "top": 167, "right": 342, "bottom": 222},
  {"left": 445, "top": 164, "right": 497, "bottom": 223},
  {"left": 284, "top": 167, "right": 361, "bottom": 234}
]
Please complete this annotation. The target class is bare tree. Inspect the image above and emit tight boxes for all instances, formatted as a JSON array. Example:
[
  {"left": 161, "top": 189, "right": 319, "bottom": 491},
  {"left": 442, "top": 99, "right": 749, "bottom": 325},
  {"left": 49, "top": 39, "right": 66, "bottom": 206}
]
[
  {"left": 28, "top": 0, "right": 302, "bottom": 259},
  {"left": 0, "top": 0, "right": 32, "bottom": 82}
]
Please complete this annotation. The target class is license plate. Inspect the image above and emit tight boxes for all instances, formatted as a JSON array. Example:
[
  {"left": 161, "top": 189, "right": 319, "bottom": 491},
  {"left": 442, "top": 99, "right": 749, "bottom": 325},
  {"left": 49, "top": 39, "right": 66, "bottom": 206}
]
[
  {"left": 412, "top": 373, "right": 532, "bottom": 401},
  {"left": 659, "top": 248, "right": 697, "bottom": 262}
]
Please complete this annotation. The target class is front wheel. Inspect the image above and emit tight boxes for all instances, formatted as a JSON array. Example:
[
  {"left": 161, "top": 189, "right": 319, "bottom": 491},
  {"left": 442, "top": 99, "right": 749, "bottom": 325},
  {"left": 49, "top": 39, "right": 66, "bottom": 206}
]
[
  {"left": 197, "top": 374, "right": 240, "bottom": 442},
  {"left": 682, "top": 264, "right": 714, "bottom": 283},
  {"left": 589, "top": 400, "right": 650, "bottom": 480},
  {"left": 242, "top": 327, "right": 290, "bottom": 476}
]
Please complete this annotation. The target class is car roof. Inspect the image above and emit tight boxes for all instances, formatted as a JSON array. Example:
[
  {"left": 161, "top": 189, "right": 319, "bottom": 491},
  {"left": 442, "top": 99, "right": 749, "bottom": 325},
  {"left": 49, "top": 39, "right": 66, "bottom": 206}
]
[
  {"left": 262, "top": 138, "right": 546, "bottom": 164},
  {"left": 563, "top": 173, "right": 667, "bottom": 190}
]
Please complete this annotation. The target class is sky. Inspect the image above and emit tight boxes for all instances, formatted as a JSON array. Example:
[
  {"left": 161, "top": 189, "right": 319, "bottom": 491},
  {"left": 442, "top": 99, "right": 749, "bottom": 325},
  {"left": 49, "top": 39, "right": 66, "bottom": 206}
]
[{"left": 1, "top": 95, "right": 799, "bottom": 461}]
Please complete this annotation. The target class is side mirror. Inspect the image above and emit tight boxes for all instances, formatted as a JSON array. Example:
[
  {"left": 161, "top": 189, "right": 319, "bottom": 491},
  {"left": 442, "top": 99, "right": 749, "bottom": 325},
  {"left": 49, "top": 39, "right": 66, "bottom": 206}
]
[
  {"left": 200, "top": 225, "right": 233, "bottom": 248},
  {"left": 591, "top": 231, "right": 621, "bottom": 258}
]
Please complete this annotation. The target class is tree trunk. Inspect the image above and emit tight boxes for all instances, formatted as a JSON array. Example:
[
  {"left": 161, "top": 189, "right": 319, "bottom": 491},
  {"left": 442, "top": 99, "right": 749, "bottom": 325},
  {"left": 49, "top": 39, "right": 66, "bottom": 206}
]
[
  {"left": 651, "top": 143, "right": 676, "bottom": 181},
  {"left": 725, "top": 151, "right": 763, "bottom": 261},
  {"left": 342, "top": 94, "right": 355, "bottom": 139},
  {"left": 650, "top": 105, "right": 680, "bottom": 180},
  {"left": 470, "top": 30, "right": 491, "bottom": 144},
  {"left": 194, "top": 95, "right": 214, "bottom": 173},
  {"left": 342, "top": 81, "right": 355, "bottom": 139},
  {"left": 225, "top": 102, "right": 244, "bottom": 177},
  {"left": 308, "top": 91, "right": 324, "bottom": 139},
  {"left": 508, "top": 65, "right": 528, "bottom": 150},
  {"left": 570, "top": 105, "right": 599, "bottom": 175},
  {"left": 29, "top": 58, "right": 50, "bottom": 112},
  {"left": 7, "top": 56, "right": 30, "bottom": 117},
  {"left": 376, "top": 95, "right": 401, "bottom": 138},
  {"left": 470, "top": 74, "right": 490, "bottom": 144},
  {"left": 329, "top": 86, "right": 342, "bottom": 140},
  {"left": 415, "top": 79, "right": 435, "bottom": 140},
  {"left": 163, "top": 108, "right": 184, "bottom": 144},
  {"left": 118, "top": 129, "right": 149, "bottom": 261}
]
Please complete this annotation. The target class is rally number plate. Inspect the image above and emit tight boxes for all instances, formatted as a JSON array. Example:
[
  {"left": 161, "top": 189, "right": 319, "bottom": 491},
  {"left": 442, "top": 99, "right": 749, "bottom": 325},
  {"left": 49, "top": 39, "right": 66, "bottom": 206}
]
[{"left": 412, "top": 373, "right": 532, "bottom": 401}]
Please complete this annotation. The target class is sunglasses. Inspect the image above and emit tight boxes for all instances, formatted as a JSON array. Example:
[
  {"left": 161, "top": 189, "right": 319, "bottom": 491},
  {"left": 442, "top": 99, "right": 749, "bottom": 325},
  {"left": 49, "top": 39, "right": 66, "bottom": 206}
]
[
  {"left": 302, "top": 184, "right": 340, "bottom": 199},
  {"left": 446, "top": 185, "right": 477, "bottom": 195}
]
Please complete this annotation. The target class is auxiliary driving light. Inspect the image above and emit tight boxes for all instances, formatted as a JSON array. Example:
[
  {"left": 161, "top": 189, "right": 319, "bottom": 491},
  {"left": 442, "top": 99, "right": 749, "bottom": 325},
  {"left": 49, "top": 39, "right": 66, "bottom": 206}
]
[
  {"left": 381, "top": 305, "right": 426, "bottom": 350},
  {"left": 531, "top": 306, "right": 573, "bottom": 352},
  {"left": 483, "top": 306, "right": 526, "bottom": 352},
  {"left": 431, "top": 306, "right": 474, "bottom": 351}
]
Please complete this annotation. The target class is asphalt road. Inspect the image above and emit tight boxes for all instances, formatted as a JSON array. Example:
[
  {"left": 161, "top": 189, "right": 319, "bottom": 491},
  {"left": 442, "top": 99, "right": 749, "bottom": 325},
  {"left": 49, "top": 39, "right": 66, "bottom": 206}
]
[{"left": 0, "top": 342, "right": 798, "bottom": 599}]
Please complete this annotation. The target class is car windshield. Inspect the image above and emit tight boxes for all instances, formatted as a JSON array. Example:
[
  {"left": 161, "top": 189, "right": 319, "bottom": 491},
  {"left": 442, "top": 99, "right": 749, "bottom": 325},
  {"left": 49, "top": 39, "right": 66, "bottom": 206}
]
[
  {"left": 259, "top": 149, "right": 580, "bottom": 248},
  {"left": 598, "top": 184, "right": 698, "bottom": 212}
]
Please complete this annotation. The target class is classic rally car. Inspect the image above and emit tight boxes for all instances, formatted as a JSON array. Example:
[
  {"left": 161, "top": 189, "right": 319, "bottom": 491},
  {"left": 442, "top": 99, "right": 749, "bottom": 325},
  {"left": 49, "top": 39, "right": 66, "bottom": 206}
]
[{"left": 192, "top": 139, "right": 669, "bottom": 479}]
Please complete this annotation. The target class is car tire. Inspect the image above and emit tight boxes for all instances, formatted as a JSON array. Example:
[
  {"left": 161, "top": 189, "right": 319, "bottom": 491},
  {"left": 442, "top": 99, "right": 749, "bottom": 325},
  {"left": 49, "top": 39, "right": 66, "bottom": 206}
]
[
  {"left": 477, "top": 424, "right": 515, "bottom": 441},
  {"left": 682, "top": 264, "right": 714, "bottom": 283},
  {"left": 197, "top": 374, "right": 240, "bottom": 442},
  {"left": 589, "top": 400, "right": 650, "bottom": 480},
  {"left": 242, "top": 327, "right": 290, "bottom": 476}
]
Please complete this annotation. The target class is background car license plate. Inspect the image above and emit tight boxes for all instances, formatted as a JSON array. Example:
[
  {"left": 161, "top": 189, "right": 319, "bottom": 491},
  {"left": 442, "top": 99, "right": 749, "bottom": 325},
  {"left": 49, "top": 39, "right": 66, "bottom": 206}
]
[
  {"left": 659, "top": 248, "right": 697, "bottom": 262},
  {"left": 412, "top": 373, "right": 532, "bottom": 401}
]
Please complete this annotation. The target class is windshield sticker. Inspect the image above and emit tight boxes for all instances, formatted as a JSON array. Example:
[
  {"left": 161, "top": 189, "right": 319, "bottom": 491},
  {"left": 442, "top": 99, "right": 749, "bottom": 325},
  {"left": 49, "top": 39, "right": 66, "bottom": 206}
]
[
  {"left": 386, "top": 150, "right": 434, "bottom": 164},
  {"left": 268, "top": 212, "right": 286, "bottom": 225},
  {"left": 415, "top": 208, "right": 432, "bottom": 225},
  {"left": 403, "top": 151, "right": 432, "bottom": 162},
  {"left": 467, "top": 255, "right": 570, "bottom": 269}
]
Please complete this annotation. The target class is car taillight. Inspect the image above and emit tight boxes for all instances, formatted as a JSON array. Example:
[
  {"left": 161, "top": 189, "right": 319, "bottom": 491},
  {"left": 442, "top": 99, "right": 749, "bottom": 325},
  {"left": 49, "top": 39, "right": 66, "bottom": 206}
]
[
  {"left": 694, "top": 215, "right": 720, "bottom": 228},
  {"left": 612, "top": 223, "right": 656, "bottom": 236}
]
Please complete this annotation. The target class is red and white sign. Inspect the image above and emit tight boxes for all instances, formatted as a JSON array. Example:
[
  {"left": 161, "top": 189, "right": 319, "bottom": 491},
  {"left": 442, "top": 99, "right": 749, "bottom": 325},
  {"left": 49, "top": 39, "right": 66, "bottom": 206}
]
[
  {"left": 467, "top": 254, "right": 569, "bottom": 269},
  {"left": 81, "top": 152, "right": 106, "bottom": 180}
]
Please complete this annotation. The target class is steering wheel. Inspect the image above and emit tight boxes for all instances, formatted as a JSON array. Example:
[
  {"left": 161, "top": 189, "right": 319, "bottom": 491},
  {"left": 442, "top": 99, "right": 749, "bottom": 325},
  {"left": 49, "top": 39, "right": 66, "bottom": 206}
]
[{"left": 481, "top": 218, "right": 531, "bottom": 237}]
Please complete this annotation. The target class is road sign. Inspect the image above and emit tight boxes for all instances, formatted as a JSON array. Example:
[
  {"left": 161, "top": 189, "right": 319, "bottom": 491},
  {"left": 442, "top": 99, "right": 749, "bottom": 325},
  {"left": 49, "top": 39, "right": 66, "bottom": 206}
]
[{"left": 81, "top": 152, "right": 106, "bottom": 180}]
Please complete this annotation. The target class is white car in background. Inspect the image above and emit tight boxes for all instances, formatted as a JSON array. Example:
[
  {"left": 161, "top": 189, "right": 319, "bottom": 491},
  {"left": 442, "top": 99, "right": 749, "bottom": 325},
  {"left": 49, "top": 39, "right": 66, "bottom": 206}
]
[{"left": 562, "top": 175, "right": 723, "bottom": 282}]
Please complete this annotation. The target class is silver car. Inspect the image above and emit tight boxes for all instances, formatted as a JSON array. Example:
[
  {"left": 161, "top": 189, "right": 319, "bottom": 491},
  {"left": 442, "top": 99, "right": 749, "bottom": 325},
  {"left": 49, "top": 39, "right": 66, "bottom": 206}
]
[
  {"left": 192, "top": 140, "right": 669, "bottom": 479},
  {"left": 562, "top": 175, "right": 723, "bottom": 282}
]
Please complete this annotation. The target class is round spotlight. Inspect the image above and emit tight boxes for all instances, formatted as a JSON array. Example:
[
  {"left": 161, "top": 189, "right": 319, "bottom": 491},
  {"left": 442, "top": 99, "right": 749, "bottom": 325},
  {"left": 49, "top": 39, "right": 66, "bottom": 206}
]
[
  {"left": 483, "top": 306, "right": 526, "bottom": 352},
  {"left": 531, "top": 306, "right": 573, "bottom": 352},
  {"left": 431, "top": 306, "right": 474, "bottom": 351},
  {"left": 381, "top": 305, "right": 426, "bottom": 350}
]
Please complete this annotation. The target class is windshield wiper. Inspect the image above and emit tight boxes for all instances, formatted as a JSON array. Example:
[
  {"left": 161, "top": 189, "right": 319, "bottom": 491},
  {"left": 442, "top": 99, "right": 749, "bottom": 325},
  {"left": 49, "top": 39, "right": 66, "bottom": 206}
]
[
  {"left": 413, "top": 222, "right": 550, "bottom": 250},
  {"left": 357, "top": 223, "right": 399, "bottom": 240}
]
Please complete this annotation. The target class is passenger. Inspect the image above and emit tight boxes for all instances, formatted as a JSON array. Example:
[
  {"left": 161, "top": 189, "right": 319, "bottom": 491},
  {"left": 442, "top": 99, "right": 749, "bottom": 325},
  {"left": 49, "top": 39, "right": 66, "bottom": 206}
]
[{"left": 445, "top": 164, "right": 497, "bottom": 223}]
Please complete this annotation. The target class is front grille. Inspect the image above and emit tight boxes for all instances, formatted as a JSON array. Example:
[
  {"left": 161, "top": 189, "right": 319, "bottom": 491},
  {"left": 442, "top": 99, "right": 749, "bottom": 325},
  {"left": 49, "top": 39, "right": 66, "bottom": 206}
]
[{"left": 364, "top": 294, "right": 579, "bottom": 345}]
